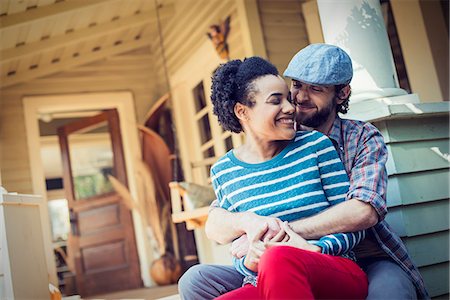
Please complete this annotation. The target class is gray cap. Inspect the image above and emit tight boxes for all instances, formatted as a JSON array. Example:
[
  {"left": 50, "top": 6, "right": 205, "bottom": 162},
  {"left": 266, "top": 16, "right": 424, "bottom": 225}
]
[{"left": 284, "top": 43, "right": 353, "bottom": 85}]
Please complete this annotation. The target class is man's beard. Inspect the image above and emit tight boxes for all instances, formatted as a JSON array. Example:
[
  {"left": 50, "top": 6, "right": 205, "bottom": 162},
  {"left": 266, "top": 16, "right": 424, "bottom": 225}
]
[{"left": 296, "top": 101, "right": 335, "bottom": 128}]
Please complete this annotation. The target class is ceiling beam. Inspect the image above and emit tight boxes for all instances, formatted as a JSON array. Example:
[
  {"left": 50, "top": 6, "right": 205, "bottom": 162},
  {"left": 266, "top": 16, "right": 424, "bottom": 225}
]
[
  {"left": 0, "top": 0, "right": 114, "bottom": 29},
  {"left": 0, "top": 36, "right": 152, "bottom": 88},
  {"left": 0, "top": 6, "right": 174, "bottom": 63}
]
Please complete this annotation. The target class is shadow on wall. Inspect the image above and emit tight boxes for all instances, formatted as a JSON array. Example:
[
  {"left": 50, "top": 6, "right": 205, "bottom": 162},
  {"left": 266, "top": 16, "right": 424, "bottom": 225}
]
[{"left": 336, "top": 1, "right": 396, "bottom": 90}]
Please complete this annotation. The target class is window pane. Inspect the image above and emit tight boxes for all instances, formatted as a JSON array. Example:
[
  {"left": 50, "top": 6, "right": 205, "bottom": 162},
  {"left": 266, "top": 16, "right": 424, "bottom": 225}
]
[
  {"left": 48, "top": 199, "right": 70, "bottom": 242},
  {"left": 193, "top": 81, "right": 207, "bottom": 112},
  {"left": 198, "top": 114, "right": 212, "bottom": 144},
  {"left": 224, "top": 136, "right": 233, "bottom": 152},
  {"left": 203, "top": 146, "right": 215, "bottom": 158},
  {"left": 68, "top": 122, "right": 115, "bottom": 200},
  {"left": 203, "top": 146, "right": 215, "bottom": 177}
]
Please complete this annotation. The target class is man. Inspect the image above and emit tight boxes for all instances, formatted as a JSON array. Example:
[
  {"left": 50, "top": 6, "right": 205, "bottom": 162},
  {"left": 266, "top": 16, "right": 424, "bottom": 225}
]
[{"left": 178, "top": 44, "right": 429, "bottom": 300}]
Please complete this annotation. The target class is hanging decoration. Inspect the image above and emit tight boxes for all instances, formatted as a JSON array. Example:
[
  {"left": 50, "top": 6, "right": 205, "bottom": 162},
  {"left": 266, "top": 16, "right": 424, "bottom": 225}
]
[{"left": 207, "top": 16, "right": 231, "bottom": 60}]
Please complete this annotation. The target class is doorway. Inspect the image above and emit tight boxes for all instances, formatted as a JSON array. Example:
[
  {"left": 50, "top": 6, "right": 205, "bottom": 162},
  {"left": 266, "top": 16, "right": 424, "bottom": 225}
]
[{"left": 23, "top": 92, "right": 152, "bottom": 296}]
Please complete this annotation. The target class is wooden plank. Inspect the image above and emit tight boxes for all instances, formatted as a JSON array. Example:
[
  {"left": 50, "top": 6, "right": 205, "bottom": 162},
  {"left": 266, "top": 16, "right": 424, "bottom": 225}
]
[
  {"left": 388, "top": 199, "right": 449, "bottom": 237},
  {"left": 402, "top": 231, "right": 449, "bottom": 267},
  {"left": 420, "top": 262, "right": 449, "bottom": 297},
  {"left": 260, "top": 12, "right": 304, "bottom": 26},
  {"left": 0, "top": 11, "right": 162, "bottom": 63},
  {"left": 387, "top": 169, "right": 450, "bottom": 207},
  {"left": 381, "top": 116, "right": 449, "bottom": 143},
  {"left": 6, "top": 0, "right": 28, "bottom": 15},
  {"left": 0, "top": 34, "right": 153, "bottom": 88},
  {"left": 258, "top": 1, "right": 302, "bottom": 14},
  {"left": 386, "top": 139, "right": 450, "bottom": 175},
  {"left": 0, "top": 0, "right": 113, "bottom": 29}
]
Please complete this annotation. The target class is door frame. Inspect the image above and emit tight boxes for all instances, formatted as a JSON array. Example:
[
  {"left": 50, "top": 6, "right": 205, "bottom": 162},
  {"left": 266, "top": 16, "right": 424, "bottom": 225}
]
[{"left": 23, "top": 91, "right": 153, "bottom": 287}]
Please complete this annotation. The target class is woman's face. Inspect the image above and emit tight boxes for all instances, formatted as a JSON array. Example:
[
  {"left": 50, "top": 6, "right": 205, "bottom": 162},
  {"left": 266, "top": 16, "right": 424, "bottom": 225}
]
[{"left": 243, "top": 75, "right": 296, "bottom": 141}]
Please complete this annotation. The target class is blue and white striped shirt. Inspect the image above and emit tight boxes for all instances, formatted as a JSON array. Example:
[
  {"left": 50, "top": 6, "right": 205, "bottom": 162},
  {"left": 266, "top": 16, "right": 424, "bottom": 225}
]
[{"left": 211, "top": 130, "right": 365, "bottom": 277}]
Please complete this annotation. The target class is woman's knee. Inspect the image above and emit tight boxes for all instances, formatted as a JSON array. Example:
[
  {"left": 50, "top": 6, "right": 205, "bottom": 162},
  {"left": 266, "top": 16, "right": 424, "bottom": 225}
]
[{"left": 259, "top": 246, "right": 310, "bottom": 274}]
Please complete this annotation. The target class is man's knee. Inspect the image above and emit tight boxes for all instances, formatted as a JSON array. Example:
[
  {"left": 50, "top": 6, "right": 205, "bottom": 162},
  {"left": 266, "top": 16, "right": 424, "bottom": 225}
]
[
  {"left": 178, "top": 264, "right": 208, "bottom": 292},
  {"left": 365, "top": 259, "right": 417, "bottom": 300}
]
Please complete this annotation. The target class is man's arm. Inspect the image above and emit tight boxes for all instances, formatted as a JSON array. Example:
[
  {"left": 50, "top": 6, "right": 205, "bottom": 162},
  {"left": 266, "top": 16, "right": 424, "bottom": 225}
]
[{"left": 290, "top": 199, "right": 377, "bottom": 239}]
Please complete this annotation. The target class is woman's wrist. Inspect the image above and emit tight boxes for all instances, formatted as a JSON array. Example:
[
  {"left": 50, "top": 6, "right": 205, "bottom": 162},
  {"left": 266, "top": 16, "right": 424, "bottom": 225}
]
[{"left": 233, "top": 211, "right": 255, "bottom": 235}]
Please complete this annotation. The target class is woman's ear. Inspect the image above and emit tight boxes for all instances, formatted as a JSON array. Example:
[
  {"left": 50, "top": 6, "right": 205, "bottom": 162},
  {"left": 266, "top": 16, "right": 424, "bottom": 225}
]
[
  {"left": 234, "top": 102, "right": 248, "bottom": 121},
  {"left": 337, "top": 85, "right": 351, "bottom": 104}
]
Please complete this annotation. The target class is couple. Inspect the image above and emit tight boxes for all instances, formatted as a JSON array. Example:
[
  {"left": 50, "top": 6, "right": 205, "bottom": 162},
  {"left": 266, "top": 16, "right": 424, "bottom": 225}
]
[{"left": 179, "top": 44, "right": 429, "bottom": 299}]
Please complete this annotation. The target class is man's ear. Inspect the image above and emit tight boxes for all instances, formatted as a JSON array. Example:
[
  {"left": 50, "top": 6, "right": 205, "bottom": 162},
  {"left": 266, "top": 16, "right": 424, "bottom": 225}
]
[
  {"left": 234, "top": 102, "right": 248, "bottom": 121},
  {"left": 336, "top": 85, "right": 351, "bottom": 104}
]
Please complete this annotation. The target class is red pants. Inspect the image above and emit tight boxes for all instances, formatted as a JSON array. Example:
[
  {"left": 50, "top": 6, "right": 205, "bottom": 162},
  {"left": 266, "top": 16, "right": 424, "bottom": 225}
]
[{"left": 217, "top": 246, "right": 368, "bottom": 299}]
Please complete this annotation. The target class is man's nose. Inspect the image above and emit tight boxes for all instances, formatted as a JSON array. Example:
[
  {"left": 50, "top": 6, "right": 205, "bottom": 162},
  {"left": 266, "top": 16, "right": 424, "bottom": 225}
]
[{"left": 295, "top": 89, "right": 309, "bottom": 104}]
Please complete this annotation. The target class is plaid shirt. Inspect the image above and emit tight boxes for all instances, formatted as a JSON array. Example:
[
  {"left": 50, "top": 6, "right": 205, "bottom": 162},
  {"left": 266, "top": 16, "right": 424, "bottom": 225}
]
[{"left": 328, "top": 116, "right": 429, "bottom": 299}]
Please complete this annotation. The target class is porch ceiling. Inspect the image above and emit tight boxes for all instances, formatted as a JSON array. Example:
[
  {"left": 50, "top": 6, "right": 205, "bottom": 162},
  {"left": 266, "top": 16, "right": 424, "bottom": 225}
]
[{"left": 0, "top": 0, "right": 174, "bottom": 88}]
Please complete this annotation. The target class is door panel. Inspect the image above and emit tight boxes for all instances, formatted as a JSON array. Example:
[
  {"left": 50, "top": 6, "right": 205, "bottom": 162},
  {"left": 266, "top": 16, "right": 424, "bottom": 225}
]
[{"left": 57, "top": 109, "right": 141, "bottom": 297}]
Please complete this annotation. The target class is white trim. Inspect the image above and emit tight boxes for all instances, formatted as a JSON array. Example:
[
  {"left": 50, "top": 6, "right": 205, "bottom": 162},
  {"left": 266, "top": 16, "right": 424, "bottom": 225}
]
[{"left": 23, "top": 91, "right": 153, "bottom": 287}]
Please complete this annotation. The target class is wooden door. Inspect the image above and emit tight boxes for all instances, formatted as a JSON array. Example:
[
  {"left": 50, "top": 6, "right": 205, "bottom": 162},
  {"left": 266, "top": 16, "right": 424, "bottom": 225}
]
[{"left": 57, "top": 109, "right": 141, "bottom": 297}]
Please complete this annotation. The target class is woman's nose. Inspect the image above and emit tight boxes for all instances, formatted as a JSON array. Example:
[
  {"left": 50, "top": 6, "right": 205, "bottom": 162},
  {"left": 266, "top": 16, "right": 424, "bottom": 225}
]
[{"left": 283, "top": 99, "right": 295, "bottom": 114}]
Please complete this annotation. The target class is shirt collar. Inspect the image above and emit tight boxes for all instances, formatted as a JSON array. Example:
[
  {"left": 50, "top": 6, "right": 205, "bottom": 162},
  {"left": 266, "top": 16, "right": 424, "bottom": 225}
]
[{"left": 328, "top": 116, "right": 344, "bottom": 149}]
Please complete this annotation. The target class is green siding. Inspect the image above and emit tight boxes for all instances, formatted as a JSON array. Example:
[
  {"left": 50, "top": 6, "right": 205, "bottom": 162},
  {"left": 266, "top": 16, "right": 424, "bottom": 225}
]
[
  {"left": 386, "top": 139, "right": 450, "bottom": 175},
  {"left": 373, "top": 114, "right": 450, "bottom": 298},
  {"left": 402, "top": 231, "right": 449, "bottom": 267},
  {"left": 420, "top": 262, "right": 450, "bottom": 297},
  {"left": 387, "top": 169, "right": 449, "bottom": 207},
  {"left": 387, "top": 199, "right": 449, "bottom": 237},
  {"left": 378, "top": 116, "right": 449, "bottom": 143}
]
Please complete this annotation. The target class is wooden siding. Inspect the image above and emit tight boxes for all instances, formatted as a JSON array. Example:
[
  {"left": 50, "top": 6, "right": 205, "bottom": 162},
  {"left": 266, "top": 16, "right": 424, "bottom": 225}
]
[
  {"left": 374, "top": 114, "right": 450, "bottom": 298},
  {"left": 257, "top": 0, "right": 309, "bottom": 75},
  {"left": 0, "top": 46, "right": 158, "bottom": 194},
  {"left": 152, "top": 0, "right": 241, "bottom": 79}
]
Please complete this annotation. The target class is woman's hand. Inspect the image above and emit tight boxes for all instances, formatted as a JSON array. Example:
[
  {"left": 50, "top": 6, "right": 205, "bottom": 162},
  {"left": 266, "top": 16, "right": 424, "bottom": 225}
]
[
  {"left": 243, "top": 223, "right": 270, "bottom": 272},
  {"left": 265, "top": 221, "right": 321, "bottom": 253}
]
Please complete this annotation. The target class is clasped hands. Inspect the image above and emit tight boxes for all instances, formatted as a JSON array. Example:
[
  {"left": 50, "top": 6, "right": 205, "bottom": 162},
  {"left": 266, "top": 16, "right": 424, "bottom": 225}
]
[{"left": 236, "top": 214, "right": 320, "bottom": 272}]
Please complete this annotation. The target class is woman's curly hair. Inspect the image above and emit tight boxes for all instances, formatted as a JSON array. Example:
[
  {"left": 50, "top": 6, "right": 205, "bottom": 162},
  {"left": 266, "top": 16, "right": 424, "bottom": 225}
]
[{"left": 210, "top": 57, "right": 278, "bottom": 133}]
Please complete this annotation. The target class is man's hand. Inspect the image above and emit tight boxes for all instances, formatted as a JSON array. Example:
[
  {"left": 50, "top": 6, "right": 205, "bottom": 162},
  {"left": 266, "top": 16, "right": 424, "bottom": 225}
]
[{"left": 266, "top": 222, "right": 321, "bottom": 253}]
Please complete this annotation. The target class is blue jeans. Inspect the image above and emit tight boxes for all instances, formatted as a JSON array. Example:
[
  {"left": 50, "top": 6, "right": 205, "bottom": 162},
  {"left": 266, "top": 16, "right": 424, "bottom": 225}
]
[
  {"left": 360, "top": 258, "right": 417, "bottom": 300},
  {"left": 178, "top": 258, "right": 417, "bottom": 300}
]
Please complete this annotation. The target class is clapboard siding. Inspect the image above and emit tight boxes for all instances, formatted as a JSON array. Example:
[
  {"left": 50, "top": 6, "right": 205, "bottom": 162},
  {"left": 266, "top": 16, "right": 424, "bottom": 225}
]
[
  {"left": 375, "top": 115, "right": 450, "bottom": 298},
  {"left": 0, "top": 91, "right": 32, "bottom": 194},
  {"left": 258, "top": 0, "right": 308, "bottom": 75},
  {"left": 420, "top": 262, "right": 449, "bottom": 298},
  {"left": 402, "top": 231, "right": 449, "bottom": 267},
  {"left": 379, "top": 116, "right": 449, "bottom": 143},
  {"left": 386, "top": 169, "right": 449, "bottom": 207},
  {"left": 386, "top": 199, "right": 449, "bottom": 237},
  {"left": 386, "top": 139, "right": 449, "bottom": 175},
  {"left": 156, "top": 0, "right": 237, "bottom": 76}
]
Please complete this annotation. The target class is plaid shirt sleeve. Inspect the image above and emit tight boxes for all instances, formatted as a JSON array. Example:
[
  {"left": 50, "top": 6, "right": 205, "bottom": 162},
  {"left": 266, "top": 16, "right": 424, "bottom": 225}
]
[{"left": 346, "top": 123, "right": 388, "bottom": 220}]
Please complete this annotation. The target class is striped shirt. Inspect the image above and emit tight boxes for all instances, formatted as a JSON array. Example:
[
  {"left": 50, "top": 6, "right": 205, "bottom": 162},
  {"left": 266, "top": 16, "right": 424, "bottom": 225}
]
[
  {"left": 328, "top": 117, "right": 429, "bottom": 299},
  {"left": 211, "top": 130, "right": 365, "bottom": 277}
]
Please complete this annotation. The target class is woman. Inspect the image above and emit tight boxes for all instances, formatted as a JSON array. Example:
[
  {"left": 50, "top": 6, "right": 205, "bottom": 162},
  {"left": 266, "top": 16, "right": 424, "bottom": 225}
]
[{"left": 209, "top": 56, "right": 368, "bottom": 299}]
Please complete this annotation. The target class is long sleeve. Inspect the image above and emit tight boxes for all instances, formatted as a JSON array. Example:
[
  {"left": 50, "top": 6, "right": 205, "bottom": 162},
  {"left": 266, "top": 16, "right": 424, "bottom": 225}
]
[
  {"left": 233, "top": 256, "right": 257, "bottom": 277},
  {"left": 314, "top": 230, "right": 366, "bottom": 255},
  {"left": 347, "top": 123, "right": 389, "bottom": 220},
  {"left": 315, "top": 132, "right": 366, "bottom": 255}
]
